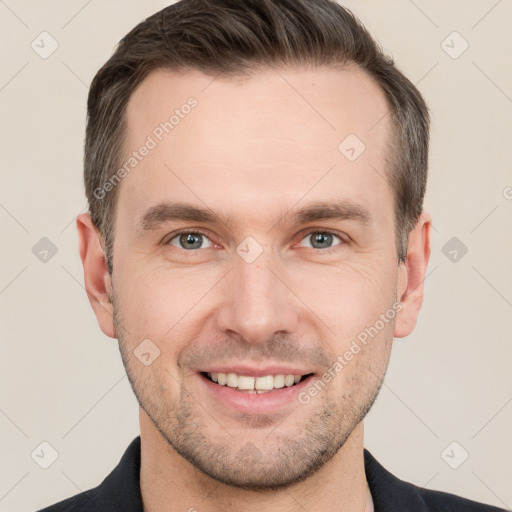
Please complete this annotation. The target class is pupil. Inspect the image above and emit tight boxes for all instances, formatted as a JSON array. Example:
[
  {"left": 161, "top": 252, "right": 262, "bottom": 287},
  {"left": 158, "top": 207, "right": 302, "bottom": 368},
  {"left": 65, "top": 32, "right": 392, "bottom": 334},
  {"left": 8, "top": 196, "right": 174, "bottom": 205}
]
[
  {"left": 312, "top": 232, "right": 332, "bottom": 248},
  {"left": 180, "top": 233, "right": 202, "bottom": 249}
]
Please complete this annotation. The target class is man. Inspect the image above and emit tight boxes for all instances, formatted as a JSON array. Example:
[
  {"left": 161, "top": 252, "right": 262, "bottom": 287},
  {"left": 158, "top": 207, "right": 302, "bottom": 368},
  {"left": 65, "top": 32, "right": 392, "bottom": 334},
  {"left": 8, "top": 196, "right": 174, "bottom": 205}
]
[{"left": 38, "top": 0, "right": 505, "bottom": 510}]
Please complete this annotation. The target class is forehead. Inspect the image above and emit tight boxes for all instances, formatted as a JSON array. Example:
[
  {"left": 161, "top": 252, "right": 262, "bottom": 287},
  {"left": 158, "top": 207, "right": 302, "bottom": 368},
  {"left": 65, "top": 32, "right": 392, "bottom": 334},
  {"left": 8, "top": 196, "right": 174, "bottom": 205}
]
[{"left": 119, "top": 65, "right": 393, "bottom": 232}]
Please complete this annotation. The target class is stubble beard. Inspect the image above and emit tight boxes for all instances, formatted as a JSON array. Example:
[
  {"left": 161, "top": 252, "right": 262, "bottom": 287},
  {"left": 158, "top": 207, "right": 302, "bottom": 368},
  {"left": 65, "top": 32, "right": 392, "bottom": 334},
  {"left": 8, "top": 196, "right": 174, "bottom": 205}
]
[{"left": 111, "top": 291, "right": 388, "bottom": 491}]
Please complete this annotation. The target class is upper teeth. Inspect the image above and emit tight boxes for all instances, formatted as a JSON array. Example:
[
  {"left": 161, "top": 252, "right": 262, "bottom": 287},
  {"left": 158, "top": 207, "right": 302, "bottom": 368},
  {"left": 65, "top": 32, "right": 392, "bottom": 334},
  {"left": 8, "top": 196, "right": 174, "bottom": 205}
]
[{"left": 208, "top": 372, "right": 303, "bottom": 390}]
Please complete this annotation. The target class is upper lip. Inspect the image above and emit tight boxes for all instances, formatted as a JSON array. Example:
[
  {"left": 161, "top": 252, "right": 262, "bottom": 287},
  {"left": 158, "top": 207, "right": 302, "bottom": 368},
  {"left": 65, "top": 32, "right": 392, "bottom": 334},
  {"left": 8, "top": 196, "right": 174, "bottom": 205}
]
[{"left": 198, "top": 365, "right": 313, "bottom": 377}]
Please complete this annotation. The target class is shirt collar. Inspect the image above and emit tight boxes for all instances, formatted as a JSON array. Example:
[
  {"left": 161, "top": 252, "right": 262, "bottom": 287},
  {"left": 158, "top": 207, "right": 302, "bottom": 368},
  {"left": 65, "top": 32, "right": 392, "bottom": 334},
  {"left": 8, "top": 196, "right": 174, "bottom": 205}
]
[{"left": 91, "top": 436, "right": 427, "bottom": 512}]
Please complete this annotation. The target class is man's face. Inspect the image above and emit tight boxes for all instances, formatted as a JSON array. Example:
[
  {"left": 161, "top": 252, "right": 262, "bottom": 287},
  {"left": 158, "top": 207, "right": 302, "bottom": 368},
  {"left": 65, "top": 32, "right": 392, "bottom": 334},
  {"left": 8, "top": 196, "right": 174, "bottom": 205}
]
[{"left": 111, "top": 65, "right": 400, "bottom": 489}]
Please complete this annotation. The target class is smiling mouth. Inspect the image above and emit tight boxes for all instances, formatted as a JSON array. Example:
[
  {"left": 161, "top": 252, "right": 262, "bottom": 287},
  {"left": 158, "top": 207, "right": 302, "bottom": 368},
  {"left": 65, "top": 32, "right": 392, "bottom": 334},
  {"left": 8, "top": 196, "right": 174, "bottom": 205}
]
[{"left": 201, "top": 372, "right": 314, "bottom": 393}]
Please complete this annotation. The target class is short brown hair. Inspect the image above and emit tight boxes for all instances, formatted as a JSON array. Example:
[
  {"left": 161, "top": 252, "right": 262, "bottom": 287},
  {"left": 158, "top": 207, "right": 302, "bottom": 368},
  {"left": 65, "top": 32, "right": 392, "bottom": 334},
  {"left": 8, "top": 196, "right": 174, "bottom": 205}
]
[{"left": 85, "top": 0, "right": 430, "bottom": 273}]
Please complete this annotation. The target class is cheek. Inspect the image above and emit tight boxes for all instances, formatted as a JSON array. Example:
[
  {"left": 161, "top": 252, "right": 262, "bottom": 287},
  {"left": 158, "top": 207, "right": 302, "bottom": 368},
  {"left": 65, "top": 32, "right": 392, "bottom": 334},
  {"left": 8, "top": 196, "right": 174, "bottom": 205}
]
[
  {"left": 114, "top": 246, "right": 398, "bottom": 359},
  {"left": 323, "top": 310, "right": 395, "bottom": 403},
  {"left": 288, "top": 255, "right": 398, "bottom": 343},
  {"left": 113, "top": 263, "right": 220, "bottom": 347}
]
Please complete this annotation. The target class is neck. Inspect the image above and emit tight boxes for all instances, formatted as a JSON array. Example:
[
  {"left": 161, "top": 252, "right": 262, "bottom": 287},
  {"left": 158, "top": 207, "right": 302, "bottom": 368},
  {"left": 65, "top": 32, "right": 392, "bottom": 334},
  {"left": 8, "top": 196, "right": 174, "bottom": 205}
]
[{"left": 139, "top": 409, "right": 369, "bottom": 512}]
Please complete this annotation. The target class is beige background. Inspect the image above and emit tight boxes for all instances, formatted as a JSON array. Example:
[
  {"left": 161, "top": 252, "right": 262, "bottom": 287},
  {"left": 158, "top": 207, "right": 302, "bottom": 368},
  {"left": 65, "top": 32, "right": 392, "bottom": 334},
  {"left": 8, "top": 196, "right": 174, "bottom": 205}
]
[{"left": 1, "top": 0, "right": 511, "bottom": 510}]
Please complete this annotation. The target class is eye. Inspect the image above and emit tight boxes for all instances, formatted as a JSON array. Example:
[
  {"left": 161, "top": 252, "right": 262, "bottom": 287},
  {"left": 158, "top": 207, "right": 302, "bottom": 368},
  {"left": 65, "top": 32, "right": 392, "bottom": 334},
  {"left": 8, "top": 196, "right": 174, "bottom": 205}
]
[
  {"left": 167, "top": 230, "right": 213, "bottom": 250},
  {"left": 298, "top": 231, "right": 344, "bottom": 250},
  {"left": 165, "top": 229, "right": 345, "bottom": 252}
]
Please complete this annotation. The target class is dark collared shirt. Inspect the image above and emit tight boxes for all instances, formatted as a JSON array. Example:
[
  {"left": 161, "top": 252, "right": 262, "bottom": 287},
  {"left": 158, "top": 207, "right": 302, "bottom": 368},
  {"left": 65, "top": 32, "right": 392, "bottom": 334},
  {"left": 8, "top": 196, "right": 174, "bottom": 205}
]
[{"left": 37, "top": 436, "right": 506, "bottom": 511}]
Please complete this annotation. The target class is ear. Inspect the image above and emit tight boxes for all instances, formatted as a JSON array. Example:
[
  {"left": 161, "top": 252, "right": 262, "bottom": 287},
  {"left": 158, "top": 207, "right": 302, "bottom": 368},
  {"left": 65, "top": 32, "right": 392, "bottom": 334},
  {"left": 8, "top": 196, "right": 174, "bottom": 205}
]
[
  {"left": 76, "top": 213, "right": 116, "bottom": 339},
  {"left": 394, "top": 212, "right": 432, "bottom": 338}
]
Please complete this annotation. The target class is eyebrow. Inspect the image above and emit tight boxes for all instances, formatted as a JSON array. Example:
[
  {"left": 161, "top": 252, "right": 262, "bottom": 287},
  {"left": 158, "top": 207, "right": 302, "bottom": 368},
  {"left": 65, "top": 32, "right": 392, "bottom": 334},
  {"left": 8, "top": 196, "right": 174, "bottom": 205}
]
[
  {"left": 136, "top": 199, "right": 372, "bottom": 232},
  {"left": 284, "top": 200, "right": 372, "bottom": 228}
]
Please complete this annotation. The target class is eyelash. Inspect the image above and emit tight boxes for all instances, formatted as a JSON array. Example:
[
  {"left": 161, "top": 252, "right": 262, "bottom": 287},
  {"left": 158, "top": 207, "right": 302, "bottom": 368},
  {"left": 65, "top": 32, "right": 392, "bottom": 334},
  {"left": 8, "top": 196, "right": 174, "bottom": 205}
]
[{"left": 164, "top": 228, "right": 348, "bottom": 253}]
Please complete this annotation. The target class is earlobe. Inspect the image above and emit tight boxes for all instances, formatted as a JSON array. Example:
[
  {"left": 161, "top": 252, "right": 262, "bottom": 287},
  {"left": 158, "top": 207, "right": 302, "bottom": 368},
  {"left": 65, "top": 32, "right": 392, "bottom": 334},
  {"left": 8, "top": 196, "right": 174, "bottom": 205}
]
[
  {"left": 394, "top": 212, "right": 432, "bottom": 338},
  {"left": 76, "top": 213, "right": 116, "bottom": 339}
]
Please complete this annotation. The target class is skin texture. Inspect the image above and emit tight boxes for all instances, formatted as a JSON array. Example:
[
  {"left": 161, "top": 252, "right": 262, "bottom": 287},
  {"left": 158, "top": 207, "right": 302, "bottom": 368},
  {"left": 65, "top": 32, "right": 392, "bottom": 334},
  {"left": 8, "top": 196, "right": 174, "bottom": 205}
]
[{"left": 77, "top": 65, "right": 431, "bottom": 512}]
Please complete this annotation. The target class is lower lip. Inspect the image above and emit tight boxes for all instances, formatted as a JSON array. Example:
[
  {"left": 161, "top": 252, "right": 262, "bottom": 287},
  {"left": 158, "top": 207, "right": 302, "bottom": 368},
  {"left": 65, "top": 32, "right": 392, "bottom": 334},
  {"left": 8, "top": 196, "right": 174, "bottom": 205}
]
[{"left": 199, "top": 373, "right": 314, "bottom": 415}]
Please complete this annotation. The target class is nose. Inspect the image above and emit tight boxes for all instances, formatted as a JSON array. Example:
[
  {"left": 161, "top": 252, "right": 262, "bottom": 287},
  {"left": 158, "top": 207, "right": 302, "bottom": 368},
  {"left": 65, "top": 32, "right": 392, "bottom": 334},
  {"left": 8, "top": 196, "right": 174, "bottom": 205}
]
[{"left": 215, "top": 252, "right": 300, "bottom": 345}]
